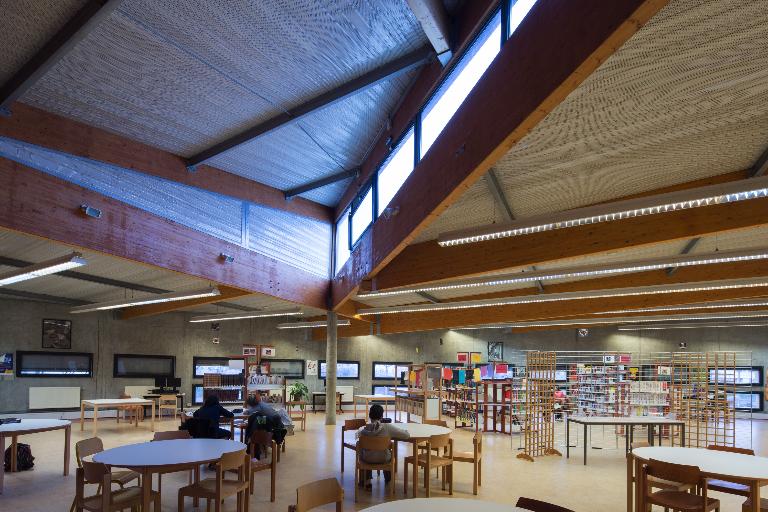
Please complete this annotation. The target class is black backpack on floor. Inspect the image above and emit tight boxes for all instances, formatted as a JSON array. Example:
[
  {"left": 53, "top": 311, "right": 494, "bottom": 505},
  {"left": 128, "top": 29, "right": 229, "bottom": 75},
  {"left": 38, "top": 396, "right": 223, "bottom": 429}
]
[{"left": 4, "top": 443, "right": 34, "bottom": 471}]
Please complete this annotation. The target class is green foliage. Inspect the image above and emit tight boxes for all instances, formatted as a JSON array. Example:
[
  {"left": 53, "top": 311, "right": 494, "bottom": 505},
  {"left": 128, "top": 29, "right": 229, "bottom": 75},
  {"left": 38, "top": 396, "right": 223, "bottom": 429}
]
[{"left": 288, "top": 381, "right": 309, "bottom": 402}]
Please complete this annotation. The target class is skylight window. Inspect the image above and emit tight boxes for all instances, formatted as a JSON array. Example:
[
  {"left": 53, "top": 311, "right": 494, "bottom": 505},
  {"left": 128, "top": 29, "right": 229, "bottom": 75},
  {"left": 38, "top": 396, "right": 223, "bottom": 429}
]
[
  {"left": 334, "top": 208, "right": 350, "bottom": 274},
  {"left": 350, "top": 187, "right": 373, "bottom": 247},
  {"left": 509, "top": 0, "right": 537, "bottom": 36},
  {"left": 377, "top": 128, "right": 415, "bottom": 216}
]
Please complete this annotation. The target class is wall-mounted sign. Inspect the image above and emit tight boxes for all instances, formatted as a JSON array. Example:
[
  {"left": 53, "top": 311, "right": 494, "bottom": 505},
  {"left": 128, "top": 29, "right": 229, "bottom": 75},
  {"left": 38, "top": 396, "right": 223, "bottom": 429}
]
[
  {"left": 261, "top": 346, "right": 276, "bottom": 358},
  {"left": 242, "top": 346, "right": 257, "bottom": 356}
]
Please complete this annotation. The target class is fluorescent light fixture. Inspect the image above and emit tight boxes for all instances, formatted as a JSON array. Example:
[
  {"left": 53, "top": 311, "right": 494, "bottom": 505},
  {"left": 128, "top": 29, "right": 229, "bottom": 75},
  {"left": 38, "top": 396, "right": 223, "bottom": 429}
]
[
  {"left": 357, "top": 248, "right": 768, "bottom": 299},
  {"left": 595, "top": 299, "right": 768, "bottom": 315},
  {"left": 71, "top": 287, "right": 220, "bottom": 314},
  {"left": 438, "top": 176, "right": 768, "bottom": 246},
  {"left": 277, "top": 319, "right": 352, "bottom": 329},
  {"left": 357, "top": 278, "right": 768, "bottom": 315},
  {"left": 618, "top": 322, "right": 768, "bottom": 331},
  {"left": 453, "top": 310, "right": 768, "bottom": 330},
  {"left": 0, "top": 252, "right": 87, "bottom": 286},
  {"left": 189, "top": 308, "right": 303, "bottom": 323}
]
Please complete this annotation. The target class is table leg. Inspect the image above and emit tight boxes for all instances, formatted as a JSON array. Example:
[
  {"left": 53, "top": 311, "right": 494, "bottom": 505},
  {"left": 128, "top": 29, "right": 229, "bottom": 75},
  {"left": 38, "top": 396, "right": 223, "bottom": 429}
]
[
  {"left": 624, "top": 423, "right": 629, "bottom": 454},
  {"left": 0, "top": 434, "right": 5, "bottom": 494},
  {"left": 193, "top": 465, "right": 200, "bottom": 507},
  {"left": 142, "top": 468, "right": 152, "bottom": 512},
  {"left": 80, "top": 402, "right": 85, "bottom": 431},
  {"left": 64, "top": 425, "right": 71, "bottom": 476},
  {"left": 634, "top": 456, "right": 643, "bottom": 512},
  {"left": 583, "top": 424, "right": 587, "bottom": 466},
  {"left": 626, "top": 452, "right": 633, "bottom": 512},
  {"left": 10, "top": 436, "right": 17, "bottom": 473},
  {"left": 681, "top": 423, "right": 685, "bottom": 447},
  {"left": 566, "top": 420, "right": 570, "bottom": 458},
  {"left": 151, "top": 400, "right": 155, "bottom": 432},
  {"left": 412, "top": 441, "right": 418, "bottom": 498},
  {"left": 93, "top": 405, "right": 99, "bottom": 436},
  {"left": 658, "top": 425, "right": 662, "bottom": 446},
  {"left": 750, "top": 481, "right": 760, "bottom": 512}
]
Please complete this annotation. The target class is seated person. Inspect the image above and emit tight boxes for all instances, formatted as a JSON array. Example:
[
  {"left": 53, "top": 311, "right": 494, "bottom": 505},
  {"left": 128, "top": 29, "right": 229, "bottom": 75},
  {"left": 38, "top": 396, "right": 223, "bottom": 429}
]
[
  {"left": 356, "top": 404, "right": 409, "bottom": 488},
  {"left": 245, "top": 394, "right": 278, "bottom": 418},
  {"left": 245, "top": 394, "right": 287, "bottom": 456},
  {"left": 192, "top": 395, "right": 234, "bottom": 439}
]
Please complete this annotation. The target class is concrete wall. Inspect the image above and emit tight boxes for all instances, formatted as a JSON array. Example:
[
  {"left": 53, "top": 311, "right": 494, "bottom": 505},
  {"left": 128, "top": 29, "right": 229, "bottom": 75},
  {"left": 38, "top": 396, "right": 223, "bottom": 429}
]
[{"left": 1, "top": 297, "right": 766, "bottom": 413}]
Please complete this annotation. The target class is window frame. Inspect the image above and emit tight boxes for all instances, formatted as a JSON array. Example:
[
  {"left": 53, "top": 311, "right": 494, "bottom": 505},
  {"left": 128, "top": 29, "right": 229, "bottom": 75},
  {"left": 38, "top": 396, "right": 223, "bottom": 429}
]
[
  {"left": 16, "top": 350, "right": 93, "bottom": 378},
  {"left": 371, "top": 361, "right": 413, "bottom": 381},
  {"left": 319, "top": 359, "right": 361, "bottom": 380},
  {"left": 348, "top": 183, "right": 375, "bottom": 250},
  {"left": 264, "top": 358, "right": 305, "bottom": 379},
  {"left": 114, "top": 353, "right": 175, "bottom": 379},
  {"left": 192, "top": 356, "right": 242, "bottom": 379},
  {"left": 375, "top": 125, "right": 417, "bottom": 217}
]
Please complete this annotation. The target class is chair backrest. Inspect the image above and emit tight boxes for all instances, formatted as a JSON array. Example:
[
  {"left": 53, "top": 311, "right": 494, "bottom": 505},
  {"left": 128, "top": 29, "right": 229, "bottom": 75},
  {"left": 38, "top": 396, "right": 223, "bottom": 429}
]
[
  {"left": 356, "top": 435, "right": 392, "bottom": 452},
  {"left": 294, "top": 478, "right": 343, "bottom": 512},
  {"left": 250, "top": 429, "right": 274, "bottom": 447},
  {"left": 76, "top": 437, "right": 104, "bottom": 467},
  {"left": 219, "top": 449, "right": 247, "bottom": 472},
  {"left": 646, "top": 458, "right": 701, "bottom": 486},
  {"left": 428, "top": 433, "right": 451, "bottom": 451},
  {"left": 342, "top": 419, "right": 366, "bottom": 431},
  {"left": 423, "top": 419, "right": 449, "bottom": 428},
  {"left": 516, "top": 497, "right": 575, "bottom": 512},
  {"left": 707, "top": 444, "right": 755, "bottom": 455},
  {"left": 82, "top": 460, "right": 110, "bottom": 485},
  {"left": 159, "top": 394, "right": 177, "bottom": 405},
  {"left": 152, "top": 430, "right": 191, "bottom": 441},
  {"left": 473, "top": 431, "right": 483, "bottom": 451}
]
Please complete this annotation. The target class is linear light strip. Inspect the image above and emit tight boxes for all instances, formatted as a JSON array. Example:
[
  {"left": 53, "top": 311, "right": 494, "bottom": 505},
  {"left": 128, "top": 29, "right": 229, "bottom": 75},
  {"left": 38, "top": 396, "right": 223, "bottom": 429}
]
[
  {"left": 357, "top": 278, "right": 768, "bottom": 315},
  {"left": 189, "top": 308, "right": 303, "bottom": 323},
  {"left": 595, "top": 299, "right": 768, "bottom": 315},
  {"left": 453, "top": 311, "right": 768, "bottom": 330},
  {"left": 358, "top": 248, "right": 768, "bottom": 298},
  {"left": 71, "top": 287, "right": 220, "bottom": 314},
  {"left": 438, "top": 176, "right": 768, "bottom": 246},
  {"left": 618, "top": 322, "right": 768, "bottom": 331},
  {"left": 0, "top": 252, "right": 87, "bottom": 286},
  {"left": 277, "top": 319, "right": 352, "bottom": 329}
]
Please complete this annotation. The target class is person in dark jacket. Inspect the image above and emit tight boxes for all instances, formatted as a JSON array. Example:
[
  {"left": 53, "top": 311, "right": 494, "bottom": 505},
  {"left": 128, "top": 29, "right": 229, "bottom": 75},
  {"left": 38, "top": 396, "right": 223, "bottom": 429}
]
[{"left": 193, "top": 395, "right": 234, "bottom": 439}]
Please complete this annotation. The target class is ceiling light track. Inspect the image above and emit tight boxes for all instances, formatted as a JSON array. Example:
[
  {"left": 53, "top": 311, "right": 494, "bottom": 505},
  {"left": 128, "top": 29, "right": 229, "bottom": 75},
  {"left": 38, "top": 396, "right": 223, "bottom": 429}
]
[
  {"left": 437, "top": 176, "right": 768, "bottom": 247},
  {"left": 277, "top": 319, "right": 351, "bottom": 329}
]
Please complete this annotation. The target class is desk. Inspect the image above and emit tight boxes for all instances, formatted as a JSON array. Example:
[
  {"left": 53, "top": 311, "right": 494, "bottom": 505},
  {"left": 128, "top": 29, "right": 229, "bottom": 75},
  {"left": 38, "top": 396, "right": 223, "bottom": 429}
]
[
  {"left": 0, "top": 419, "right": 70, "bottom": 494},
  {"left": 80, "top": 398, "right": 155, "bottom": 435},
  {"left": 399, "top": 423, "right": 452, "bottom": 498},
  {"left": 362, "top": 498, "right": 525, "bottom": 512},
  {"left": 566, "top": 416, "right": 685, "bottom": 465},
  {"left": 94, "top": 438, "right": 246, "bottom": 512},
  {"left": 311, "top": 392, "right": 342, "bottom": 414},
  {"left": 629, "top": 447, "right": 768, "bottom": 512},
  {"left": 354, "top": 394, "right": 396, "bottom": 418}
]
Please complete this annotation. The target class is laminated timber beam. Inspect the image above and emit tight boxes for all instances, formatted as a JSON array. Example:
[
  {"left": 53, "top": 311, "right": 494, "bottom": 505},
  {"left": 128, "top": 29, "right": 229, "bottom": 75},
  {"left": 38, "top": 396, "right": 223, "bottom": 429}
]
[
  {"left": 0, "top": 104, "right": 331, "bottom": 223},
  {"left": 332, "top": 0, "right": 670, "bottom": 308},
  {"left": 0, "top": 158, "right": 329, "bottom": 310},
  {"left": 314, "top": 258, "right": 768, "bottom": 338}
]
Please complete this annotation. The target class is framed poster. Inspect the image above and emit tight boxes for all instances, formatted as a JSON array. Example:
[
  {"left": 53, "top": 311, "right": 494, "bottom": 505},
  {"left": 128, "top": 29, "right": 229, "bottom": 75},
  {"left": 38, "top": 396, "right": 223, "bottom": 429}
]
[
  {"left": 488, "top": 341, "right": 503, "bottom": 361},
  {"left": 306, "top": 360, "right": 318, "bottom": 376},
  {"left": 470, "top": 352, "right": 482, "bottom": 364},
  {"left": 0, "top": 353, "right": 13, "bottom": 375},
  {"left": 42, "top": 319, "right": 71, "bottom": 349},
  {"left": 242, "top": 346, "right": 257, "bottom": 356},
  {"left": 457, "top": 352, "right": 469, "bottom": 364},
  {"left": 261, "top": 346, "right": 276, "bottom": 358}
]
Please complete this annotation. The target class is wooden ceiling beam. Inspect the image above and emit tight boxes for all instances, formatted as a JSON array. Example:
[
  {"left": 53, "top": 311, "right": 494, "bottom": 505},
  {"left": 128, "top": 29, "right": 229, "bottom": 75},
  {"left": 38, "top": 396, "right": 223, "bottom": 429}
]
[
  {"left": 0, "top": 103, "right": 332, "bottom": 223},
  {"left": 0, "top": 158, "right": 329, "bottom": 309},
  {"left": 118, "top": 285, "right": 251, "bottom": 320},
  {"left": 332, "top": 0, "right": 669, "bottom": 307}
]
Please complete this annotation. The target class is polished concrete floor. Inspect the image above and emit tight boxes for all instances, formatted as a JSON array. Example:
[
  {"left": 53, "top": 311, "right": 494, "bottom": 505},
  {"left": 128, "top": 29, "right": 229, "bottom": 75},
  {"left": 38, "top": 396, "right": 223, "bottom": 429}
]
[{"left": 1, "top": 412, "right": 765, "bottom": 511}]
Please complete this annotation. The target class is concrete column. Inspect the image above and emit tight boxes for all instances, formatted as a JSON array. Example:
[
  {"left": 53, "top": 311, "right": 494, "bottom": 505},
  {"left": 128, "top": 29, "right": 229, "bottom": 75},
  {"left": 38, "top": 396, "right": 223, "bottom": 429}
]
[{"left": 325, "top": 311, "right": 338, "bottom": 425}]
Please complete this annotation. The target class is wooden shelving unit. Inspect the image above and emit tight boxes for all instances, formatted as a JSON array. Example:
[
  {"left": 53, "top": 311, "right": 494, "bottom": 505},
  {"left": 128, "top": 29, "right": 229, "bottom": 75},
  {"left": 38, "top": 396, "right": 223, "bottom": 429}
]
[
  {"left": 395, "top": 363, "right": 442, "bottom": 423},
  {"left": 442, "top": 367, "right": 480, "bottom": 430}
]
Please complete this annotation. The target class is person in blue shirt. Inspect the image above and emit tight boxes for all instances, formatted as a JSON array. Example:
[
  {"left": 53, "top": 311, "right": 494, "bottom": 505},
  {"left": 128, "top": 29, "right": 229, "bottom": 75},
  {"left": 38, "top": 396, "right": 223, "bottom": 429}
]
[{"left": 193, "top": 395, "right": 234, "bottom": 439}]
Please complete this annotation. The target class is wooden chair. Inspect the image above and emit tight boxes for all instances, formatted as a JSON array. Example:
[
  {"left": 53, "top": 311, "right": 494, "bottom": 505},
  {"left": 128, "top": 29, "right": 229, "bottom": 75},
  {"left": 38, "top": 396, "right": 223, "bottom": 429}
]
[
  {"left": 627, "top": 441, "right": 694, "bottom": 495},
  {"left": 248, "top": 430, "right": 277, "bottom": 502},
  {"left": 354, "top": 436, "right": 395, "bottom": 501},
  {"left": 641, "top": 458, "right": 720, "bottom": 512},
  {"left": 289, "top": 478, "right": 343, "bottom": 512},
  {"left": 421, "top": 419, "right": 448, "bottom": 477},
  {"left": 453, "top": 431, "right": 483, "bottom": 494},
  {"left": 741, "top": 498, "right": 768, "bottom": 511},
  {"left": 151, "top": 430, "right": 193, "bottom": 491},
  {"left": 75, "top": 461, "right": 160, "bottom": 512},
  {"left": 75, "top": 437, "right": 140, "bottom": 488},
  {"left": 115, "top": 392, "right": 142, "bottom": 424},
  {"left": 178, "top": 449, "right": 250, "bottom": 512},
  {"left": 158, "top": 394, "right": 178, "bottom": 420},
  {"left": 340, "top": 418, "right": 366, "bottom": 472},
  {"left": 516, "top": 497, "right": 575, "bottom": 512},
  {"left": 706, "top": 445, "right": 756, "bottom": 498},
  {"left": 404, "top": 433, "right": 453, "bottom": 497}
]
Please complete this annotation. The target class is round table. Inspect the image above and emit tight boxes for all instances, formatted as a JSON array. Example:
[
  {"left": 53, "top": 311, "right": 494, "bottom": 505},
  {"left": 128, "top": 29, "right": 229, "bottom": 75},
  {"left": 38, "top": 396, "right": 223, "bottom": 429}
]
[
  {"left": 399, "top": 423, "right": 452, "bottom": 498},
  {"left": 0, "top": 419, "right": 71, "bottom": 494},
  {"left": 94, "top": 438, "right": 246, "bottom": 510},
  {"left": 630, "top": 447, "right": 768, "bottom": 512},
  {"left": 362, "top": 498, "right": 526, "bottom": 512}
]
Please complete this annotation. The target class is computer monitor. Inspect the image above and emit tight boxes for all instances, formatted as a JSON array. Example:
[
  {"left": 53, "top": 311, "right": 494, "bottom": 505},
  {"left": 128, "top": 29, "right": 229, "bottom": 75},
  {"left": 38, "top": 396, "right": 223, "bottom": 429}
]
[
  {"left": 171, "top": 377, "right": 181, "bottom": 389},
  {"left": 154, "top": 376, "right": 167, "bottom": 388}
]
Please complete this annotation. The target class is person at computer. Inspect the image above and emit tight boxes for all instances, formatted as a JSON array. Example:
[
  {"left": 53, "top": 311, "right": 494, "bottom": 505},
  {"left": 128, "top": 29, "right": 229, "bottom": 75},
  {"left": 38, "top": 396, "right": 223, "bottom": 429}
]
[
  {"left": 356, "top": 404, "right": 409, "bottom": 489},
  {"left": 192, "top": 395, "right": 234, "bottom": 439}
]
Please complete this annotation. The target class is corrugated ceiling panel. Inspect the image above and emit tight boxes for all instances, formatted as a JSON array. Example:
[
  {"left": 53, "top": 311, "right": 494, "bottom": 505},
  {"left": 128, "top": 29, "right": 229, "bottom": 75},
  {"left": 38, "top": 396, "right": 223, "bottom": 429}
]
[
  {"left": 0, "top": 136, "right": 243, "bottom": 244},
  {"left": 248, "top": 204, "right": 331, "bottom": 278}
]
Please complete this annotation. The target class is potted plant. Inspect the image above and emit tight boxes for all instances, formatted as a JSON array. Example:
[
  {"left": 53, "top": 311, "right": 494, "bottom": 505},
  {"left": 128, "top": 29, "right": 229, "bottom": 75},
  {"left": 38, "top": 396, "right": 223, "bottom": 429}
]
[{"left": 288, "top": 382, "right": 309, "bottom": 405}]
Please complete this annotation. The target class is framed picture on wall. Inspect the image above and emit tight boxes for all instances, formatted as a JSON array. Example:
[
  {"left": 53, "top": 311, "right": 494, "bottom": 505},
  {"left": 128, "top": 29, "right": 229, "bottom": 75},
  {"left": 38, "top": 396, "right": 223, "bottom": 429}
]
[
  {"left": 457, "top": 352, "right": 469, "bottom": 364},
  {"left": 488, "top": 341, "right": 503, "bottom": 361},
  {"left": 470, "top": 352, "right": 482, "bottom": 364},
  {"left": 42, "top": 319, "right": 71, "bottom": 349}
]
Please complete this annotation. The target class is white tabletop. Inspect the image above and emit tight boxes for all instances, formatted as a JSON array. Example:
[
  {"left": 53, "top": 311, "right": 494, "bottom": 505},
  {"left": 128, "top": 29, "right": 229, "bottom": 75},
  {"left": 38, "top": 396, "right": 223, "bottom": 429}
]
[
  {"left": 633, "top": 447, "right": 768, "bottom": 481},
  {"left": 0, "top": 419, "right": 70, "bottom": 434},
  {"left": 93, "top": 439, "right": 247, "bottom": 468},
  {"left": 569, "top": 416, "right": 684, "bottom": 425},
  {"left": 362, "top": 498, "right": 525, "bottom": 512},
  {"left": 356, "top": 394, "right": 396, "bottom": 400},
  {"left": 82, "top": 398, "right": 153, "bottom": 406},
  {"left": 401, "top": 423, "right": 452, "bottom": 440}
]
